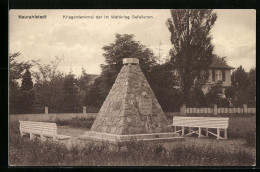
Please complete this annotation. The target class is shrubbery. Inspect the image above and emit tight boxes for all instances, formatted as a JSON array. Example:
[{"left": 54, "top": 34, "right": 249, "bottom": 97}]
[
  {"left": 9, "top": 122, "right": 255, "bottom": 166},
  {"left": 228, "top": 116, "right": 256, "bottom": 147},
  {"left": 55, "top": 117, "right": 95, "bottom": 129}
]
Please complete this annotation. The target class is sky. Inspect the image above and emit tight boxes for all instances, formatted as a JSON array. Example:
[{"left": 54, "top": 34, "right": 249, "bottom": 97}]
[{"left": 9, "top": 9, "right": 256, "bottom": 76}]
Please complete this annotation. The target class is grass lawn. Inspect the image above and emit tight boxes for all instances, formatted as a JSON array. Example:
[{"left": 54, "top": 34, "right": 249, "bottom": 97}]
[
  {"left": 9, "top": 115, "right": 256, "bottom": 166},
  {"left": 57, "top": 125, "right": 255, "bottom": 157}
]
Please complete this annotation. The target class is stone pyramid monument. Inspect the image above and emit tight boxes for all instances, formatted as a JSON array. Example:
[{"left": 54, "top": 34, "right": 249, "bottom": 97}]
[{"left": 81, "top": 58, "right": 181, "bottom": 142}]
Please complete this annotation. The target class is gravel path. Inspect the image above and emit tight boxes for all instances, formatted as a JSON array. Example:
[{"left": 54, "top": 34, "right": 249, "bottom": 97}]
[{"left": 57, "top": 126, "right": 88, "bottom": 146}]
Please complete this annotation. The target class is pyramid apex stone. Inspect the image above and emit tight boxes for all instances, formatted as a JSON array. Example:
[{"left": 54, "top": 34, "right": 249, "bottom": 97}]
[{"left": 123, "top": 58, "right": 139, "bottom": 65}]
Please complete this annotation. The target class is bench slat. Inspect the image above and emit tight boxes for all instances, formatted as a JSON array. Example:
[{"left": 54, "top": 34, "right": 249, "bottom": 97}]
[{"left": 172, "top": 116, "right": 229, "bottom": 129}]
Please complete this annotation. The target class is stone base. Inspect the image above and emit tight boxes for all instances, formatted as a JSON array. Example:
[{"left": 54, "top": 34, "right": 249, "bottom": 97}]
[{"left": 79, "top": 131, "right": 184, "bottom": 143}]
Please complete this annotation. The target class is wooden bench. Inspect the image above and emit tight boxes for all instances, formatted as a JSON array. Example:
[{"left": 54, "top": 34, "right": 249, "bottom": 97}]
[
  {"left": 19, "top": 121, "right": 70, "bottom": 145},
  {"left": 170, "top": 116, "right": 229, "bottom": 139}
]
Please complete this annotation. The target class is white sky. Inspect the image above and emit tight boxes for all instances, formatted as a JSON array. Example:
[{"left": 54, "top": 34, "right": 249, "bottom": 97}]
[{"left": 9, "top": 9, "right": 256, "bottom": 76}]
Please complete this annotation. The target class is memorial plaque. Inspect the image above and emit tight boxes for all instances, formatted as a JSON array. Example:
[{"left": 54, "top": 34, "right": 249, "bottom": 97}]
[{"left": 139, "top": 96, "right": 152, "bottom": 116}]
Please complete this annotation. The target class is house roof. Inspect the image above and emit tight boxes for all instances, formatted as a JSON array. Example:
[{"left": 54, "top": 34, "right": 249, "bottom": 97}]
[{"left": 209, "top": 56, "right": 234, "bottom": 69}]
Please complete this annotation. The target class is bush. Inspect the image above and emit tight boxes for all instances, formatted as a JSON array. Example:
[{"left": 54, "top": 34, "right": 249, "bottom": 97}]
[
  {"left": 243, "top": 131, "right": 256, "bottom": 147},
  {"left": 86, "top": 106, "right": 99, "bottom": 113},
  {"left": 228, "top": 116, "right": 255, "bottom": 147},
  {"left": 55, "top": 117, "right": 95, "bottom": 129}
]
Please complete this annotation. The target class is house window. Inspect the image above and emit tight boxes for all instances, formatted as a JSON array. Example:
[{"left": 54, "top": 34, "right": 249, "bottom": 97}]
[
  {"left": 208, "top": 71, "right": 212, "bottom": 82},
  {"left": 218, "top": 70, "right": 222, "bottom": 81},
  {"left": 222, "top": 70, "right": 225, "bottom": 81},
  {"left": 215, "top": 70, "right": 218, "bottom": 81},
  {"left": 212, "top": 70, "right": 215, "bottom": 81},
  {"left": 213, "top": 70, "right": 223, "bottom": 81}
]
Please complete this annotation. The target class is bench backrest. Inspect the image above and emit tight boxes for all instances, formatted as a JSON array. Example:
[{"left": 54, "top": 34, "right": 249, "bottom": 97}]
[
  {"left": 172, "top": 116, "right": 229, "bottom": 129},
  {"left": 19, "top": 121, "right": 57, "bottom": 136}
]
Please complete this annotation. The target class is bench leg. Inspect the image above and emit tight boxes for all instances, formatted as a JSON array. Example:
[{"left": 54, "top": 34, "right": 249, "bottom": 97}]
[
  {"left": 217, "top": 128, "right": 220, "bottom": 139},
  {"left": 198, "top": 127, "right": 202, "bottom": 137},
  {"left": 41, "top": 135, "right": 47, "bottom": 141},
  {"left": 224, "top": 129, "right": 227, "bottom": 139},
  {"left": 30, "top": 133, "right": 35, "bottom": 140},
  {"left": 206, "top": 128, "right": 209, "bottom": 137},
  {"left": 182, "top": 126, "right": 184, "bottom": 136},
  {"left": 174, "top": 126, "right": 176, "bottom": 132},
  {"left": 67, "top": 139, "right": 71, "bottom": 147}
]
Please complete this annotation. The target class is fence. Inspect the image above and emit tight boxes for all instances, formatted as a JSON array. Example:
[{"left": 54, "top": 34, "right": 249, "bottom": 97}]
[
  {"left": 180, "top": 104, "right": 256, "bottom": 115},
  {"left": 9, "top": 113, "right": 98, "bottom": 122},
  {"left": 10, "top": 106, "right": 99, "bottom": 122}
]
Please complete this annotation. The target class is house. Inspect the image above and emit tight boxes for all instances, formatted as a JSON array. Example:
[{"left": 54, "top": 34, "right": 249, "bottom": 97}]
[
  {"left": 202, "top": 56, "right": 234, "bottom": 94},
  {"left": 172, "top": 55, "right": 234, "bottom": 94}
]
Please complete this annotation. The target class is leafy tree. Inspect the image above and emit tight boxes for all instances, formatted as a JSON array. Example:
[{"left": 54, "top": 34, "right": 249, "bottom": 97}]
[
  {"left": 78, "top": 67, "right": 91, "bottom": 91},
  {"left": 32, "top": 57, "right": 63, "bottom": 82},
  {"left": 225, "top": 66, "right": 256, "bottom": 107},
  {"left": 225, "top": 87, "right": 235, "bottom": 106},
  {"left": 85, "top": 77, "right": 103, "bottom": 109},
  {"left": 85, "top": 34, "right": 157, "bottom": 109},
  {"left": 32, "top": 58, "right": 65, "bottom": 113},
  {"left": 231, "top": 66, "right": 249, "bottom": 91},
  {"left": 205, "top": 82, "right": 229, "bottom": 107},
  {"left": 188, "top": 86, "right": 208, "bottom": 107},
  {"left": 62, "top": 72, "right": 80, "bottom": 113},
  {"left": 19, "top": 69, "right": 34, "bottom": 113},
  {"left": 77, "top": 67, "right": 92, "bottom": 107},
  {"left": 246, "top": 68, "right": 256, "bottom": 107},
  {"left": 230, "top": 66, "right": 249, "bottom": 106},
  {"left": 9, "top": 52, "right": 32, "bottom": 114},
  {"left": 166, "top": 9, "right": 217, "bottom": 103},
  {"left": 102, "top": 34, "right": 156, "bottom": 75},
  {"left": 9, "top": 53, "right": 32, "bottom": 87},
  {"left": 20, "top": 69, "right": 33, "bottom": 91},
  {"left": 147, "top": 63, "right": 183, "bottom": 112}
]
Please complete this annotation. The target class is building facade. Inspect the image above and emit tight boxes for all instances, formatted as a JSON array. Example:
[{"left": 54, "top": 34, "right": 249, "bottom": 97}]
[{"left": 202, "top": 56, "right": 234, "bottom": 94}]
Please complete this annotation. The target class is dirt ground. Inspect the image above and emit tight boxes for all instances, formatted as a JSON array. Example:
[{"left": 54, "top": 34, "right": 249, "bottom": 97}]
[{"left": 57, "top": 126, "right": 256, "bottom": 157}]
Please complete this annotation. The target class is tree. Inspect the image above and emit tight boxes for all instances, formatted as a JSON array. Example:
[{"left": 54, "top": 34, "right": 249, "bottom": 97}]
[
  {"left": 85, "top": 77, "right": 103, "bottom": 109},
  {"left": 32, "top": 57, "right": 65, "bottom": 113},
  {"left": 231, "top": 66, "right": 249, "bottom": 91},
  {"left": 85, "top": 34, "right": 157, "bottom": 109},
  {"left": 230, "top": 66, "right": 249, "bottom": 106},
  {"left": 246, "top": 68, "right": 256, "bottom": 107},
  {"left": 77, "top": 67, "right": 92, "bottom": 107},
  {"left": 19, "top": 69, "right": 34, "bottom": 113},
  {"left": 166, "top": 9, "right": 217, "bottom": 103},
  {"left": 9, "top": 52, "right": 32, "bottom": 114},
  {"left": 229, "top": 66, "right": 255, "bottom": 107},
  {"left": 205, "top": 82, "right": 229, "bottom": 107},
  {"left": 147, "top": 63, "right": 183, "bottom": 112},
  {"left": 102, "top": 34, "right": 156, "bottom": 75},
  {"left": 21, "top": 69, "right": 33, "bottom": 91},
  {"left": 62, "top": 72, "right": 80, "bottom": 113},
  {"left": 78, "top": 67, "right": 91, "bottom": 91},
  {"left": 188, "top": 86, "right": 208, "bottom": 107}
]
